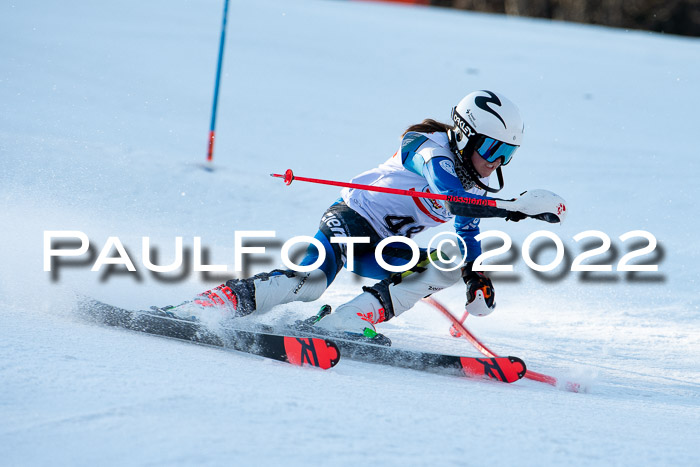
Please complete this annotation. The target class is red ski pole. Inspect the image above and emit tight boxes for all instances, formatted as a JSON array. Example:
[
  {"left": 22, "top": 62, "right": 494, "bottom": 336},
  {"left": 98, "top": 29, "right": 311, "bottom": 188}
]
[
  {"left": 270, "top": 169, "right": 497, "bottom": 207},
  {"left": 423, "top": 297, "right": 583, "bottom": 392}
]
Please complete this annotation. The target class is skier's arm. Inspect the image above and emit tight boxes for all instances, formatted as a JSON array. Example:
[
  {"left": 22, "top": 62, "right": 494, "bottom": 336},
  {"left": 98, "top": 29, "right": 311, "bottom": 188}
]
[
  {"left": 420, "top": 155, "right": 516, "bottom": 218},
  {"left": 411, "top": 147, "right": 501, "bottom": 317},
  {"left": 422, "top": 156, "right": 567, "bottom": 223},
  {"left": 445, "top": 188, "right": 567, "bottom": 224},
  {"left": 453, "top": 217, "right": 497, "bottom": 318},
  {"left": 402, "top": 132, "right": 567, "bottom": 223},
  {"left": 454, "top": 215, "right": 482, "bottom": 262}
]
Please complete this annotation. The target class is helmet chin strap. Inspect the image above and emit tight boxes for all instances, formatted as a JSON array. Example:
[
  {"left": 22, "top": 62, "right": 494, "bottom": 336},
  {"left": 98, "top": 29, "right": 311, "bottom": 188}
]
[{"left": 448, "top": 129, "right": 505, "bottom": 194}]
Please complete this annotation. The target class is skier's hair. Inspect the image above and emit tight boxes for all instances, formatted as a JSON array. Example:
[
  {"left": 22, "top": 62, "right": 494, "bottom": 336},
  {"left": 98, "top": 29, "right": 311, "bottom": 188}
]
[{"left": 403, "top": 119, "right": 452, "bottom": 136}]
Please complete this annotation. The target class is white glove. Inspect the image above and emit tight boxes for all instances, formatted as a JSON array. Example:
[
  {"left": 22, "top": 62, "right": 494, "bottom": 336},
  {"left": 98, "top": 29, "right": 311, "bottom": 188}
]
[{"left": 497, "top": 189, "right": 567, "bottom": 224}]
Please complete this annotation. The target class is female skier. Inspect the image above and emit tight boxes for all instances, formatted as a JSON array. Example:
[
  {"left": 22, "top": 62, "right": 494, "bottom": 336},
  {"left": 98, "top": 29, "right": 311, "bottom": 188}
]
[{"left": 166, "top": 90, "right": 566, "bottom": 344}]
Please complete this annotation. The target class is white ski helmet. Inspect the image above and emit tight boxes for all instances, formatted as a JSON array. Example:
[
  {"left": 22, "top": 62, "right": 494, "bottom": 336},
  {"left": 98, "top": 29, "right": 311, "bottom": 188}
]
[
  {"left": 451, "top": 90, "right": 524, "bottom": 163},
  {"left": 449, "top": 90, "right": 524, "bottom": 193}
]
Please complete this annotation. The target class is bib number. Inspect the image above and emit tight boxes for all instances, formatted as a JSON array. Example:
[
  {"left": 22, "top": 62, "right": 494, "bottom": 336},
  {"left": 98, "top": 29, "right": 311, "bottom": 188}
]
[{"left": 384, "top": 215, "right": 425, "bottom": 238}]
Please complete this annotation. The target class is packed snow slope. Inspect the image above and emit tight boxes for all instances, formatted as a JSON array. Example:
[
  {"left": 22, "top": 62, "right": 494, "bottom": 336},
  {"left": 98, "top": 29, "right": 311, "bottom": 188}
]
[{"left": 1, "top": 0, "right": 699, "bottom": 465}]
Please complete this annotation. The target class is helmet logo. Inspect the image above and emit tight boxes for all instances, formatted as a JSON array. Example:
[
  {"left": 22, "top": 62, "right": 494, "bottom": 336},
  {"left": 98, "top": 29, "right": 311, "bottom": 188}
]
[
  {"left": 465, "top": 108, "right": 477, "bottom": 125},
  {"left": 452, "top": 107, "right": 476, "bottom": 138},
  {"left": 475, "top": 91, "right": 507, "bottom": 129}
]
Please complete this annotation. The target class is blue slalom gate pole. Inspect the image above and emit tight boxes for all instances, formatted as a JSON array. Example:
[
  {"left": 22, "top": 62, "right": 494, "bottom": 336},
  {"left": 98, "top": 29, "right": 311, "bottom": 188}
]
[{"left": 207, "top": 0, "right": 230, "bottom": 163}]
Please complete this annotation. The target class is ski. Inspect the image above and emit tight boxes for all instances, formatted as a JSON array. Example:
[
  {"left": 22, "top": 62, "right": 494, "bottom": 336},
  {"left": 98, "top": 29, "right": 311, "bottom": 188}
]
[
  {"left": 323, "top": 337, "right": 526, "bottom": 382},
  {"left": 77, "top": 298, "right": 523, "bottom": 381},
  {"left": 77, "top": 299, "right": 340, "bottom": 370},
  {"left": 257, "top": 325, "right": 526, "bottom": 383}
]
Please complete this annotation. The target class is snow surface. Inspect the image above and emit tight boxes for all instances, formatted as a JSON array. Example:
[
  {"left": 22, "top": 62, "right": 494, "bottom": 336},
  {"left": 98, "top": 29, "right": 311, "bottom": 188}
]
[{"left": 2, "top": 0, "right": 699, "bottom": 465}]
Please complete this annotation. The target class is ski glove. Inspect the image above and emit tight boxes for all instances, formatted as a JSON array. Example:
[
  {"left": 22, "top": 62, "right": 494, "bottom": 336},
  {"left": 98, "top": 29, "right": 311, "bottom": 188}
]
[
  {"left": 504, "top": 190, "right": 567, "bottom": 223},
  {"left": 505, "top": 211, "right": 528, "bottom": 222},
  {"left": 445, "top": 189, "right": 567, "bottom": 224},
  {"left": 461, "top": 266, "right": 496, "bottom": 317}
]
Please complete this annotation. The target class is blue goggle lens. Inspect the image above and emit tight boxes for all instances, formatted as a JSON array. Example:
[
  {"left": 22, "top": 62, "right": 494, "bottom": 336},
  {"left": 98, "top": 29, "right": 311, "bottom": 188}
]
[{"left": 475, "top": 136, "right": 518, "bottom": 166}]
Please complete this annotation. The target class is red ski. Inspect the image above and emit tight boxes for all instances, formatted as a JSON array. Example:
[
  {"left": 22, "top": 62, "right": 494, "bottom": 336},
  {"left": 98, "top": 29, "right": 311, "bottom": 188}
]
[
  {"left": 263, "top": 322, "right": 527, "bottom": 383},
  {"left": 78, "top": 298, "right": 340, "bottom": 370}
]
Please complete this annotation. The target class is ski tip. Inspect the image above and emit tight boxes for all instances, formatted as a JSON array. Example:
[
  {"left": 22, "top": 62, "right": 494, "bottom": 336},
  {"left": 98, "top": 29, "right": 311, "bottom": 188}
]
[
  {"left": 324, "top": 340, "right": 341, "bottom": 368},
  {"left": 508, "top": 356, "right": 528, "bottom": 380}
]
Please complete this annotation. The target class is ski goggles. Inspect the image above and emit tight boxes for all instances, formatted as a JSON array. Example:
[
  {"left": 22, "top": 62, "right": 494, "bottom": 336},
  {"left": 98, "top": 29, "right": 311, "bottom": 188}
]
[{"left": 473, "top": 135, "right": 518, "bottom": 166}]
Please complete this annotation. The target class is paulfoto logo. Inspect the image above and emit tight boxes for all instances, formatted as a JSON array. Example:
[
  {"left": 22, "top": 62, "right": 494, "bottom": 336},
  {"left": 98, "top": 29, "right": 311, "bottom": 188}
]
[{"left": 43, "top": 229, "right": 660, "bottom": 281}]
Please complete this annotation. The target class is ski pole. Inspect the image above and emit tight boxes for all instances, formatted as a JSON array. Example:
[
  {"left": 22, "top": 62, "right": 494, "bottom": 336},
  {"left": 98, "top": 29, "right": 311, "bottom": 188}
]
[
  {"left": 423, "top": 297, "right": 584, "bottom": 393},
  {"left": 270, "top": 169, "right": 497, "bottom": 207},
  {"left": 206, "top": 0, "right": 230, "bottom": 163}
]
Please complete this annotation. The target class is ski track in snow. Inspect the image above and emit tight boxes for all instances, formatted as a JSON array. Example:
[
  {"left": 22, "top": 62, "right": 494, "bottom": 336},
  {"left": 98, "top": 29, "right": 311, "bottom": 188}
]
[{"left": 1, "top": 0, "right": 699, "bottom": 465}]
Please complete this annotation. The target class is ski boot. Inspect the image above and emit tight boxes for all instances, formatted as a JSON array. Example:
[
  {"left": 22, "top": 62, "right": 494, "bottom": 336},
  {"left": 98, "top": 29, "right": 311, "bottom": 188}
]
[
  {"left": 151, "top": 280, "right": 255, "bottom": 322},
  {"left": 297, "top": 305, "right": 392, "bottom": 346}
]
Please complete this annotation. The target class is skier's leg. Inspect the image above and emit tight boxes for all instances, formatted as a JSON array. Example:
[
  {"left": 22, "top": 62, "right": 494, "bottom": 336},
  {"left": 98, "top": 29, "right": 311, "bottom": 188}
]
[
  {"left": 227, "top": 201, "right": 374, "bottom": 315},
  {"left": 225, "top": 239, "right": 333, "bottom": 316},
  {"left": 315, "top": 244, "right": 463, "bottom": 334},
  {"left": 174, "top": 201, "right": 378, "bottom": 318},
  {"left": 198, "top": 227, "right": 339, "bottom": 316}
]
